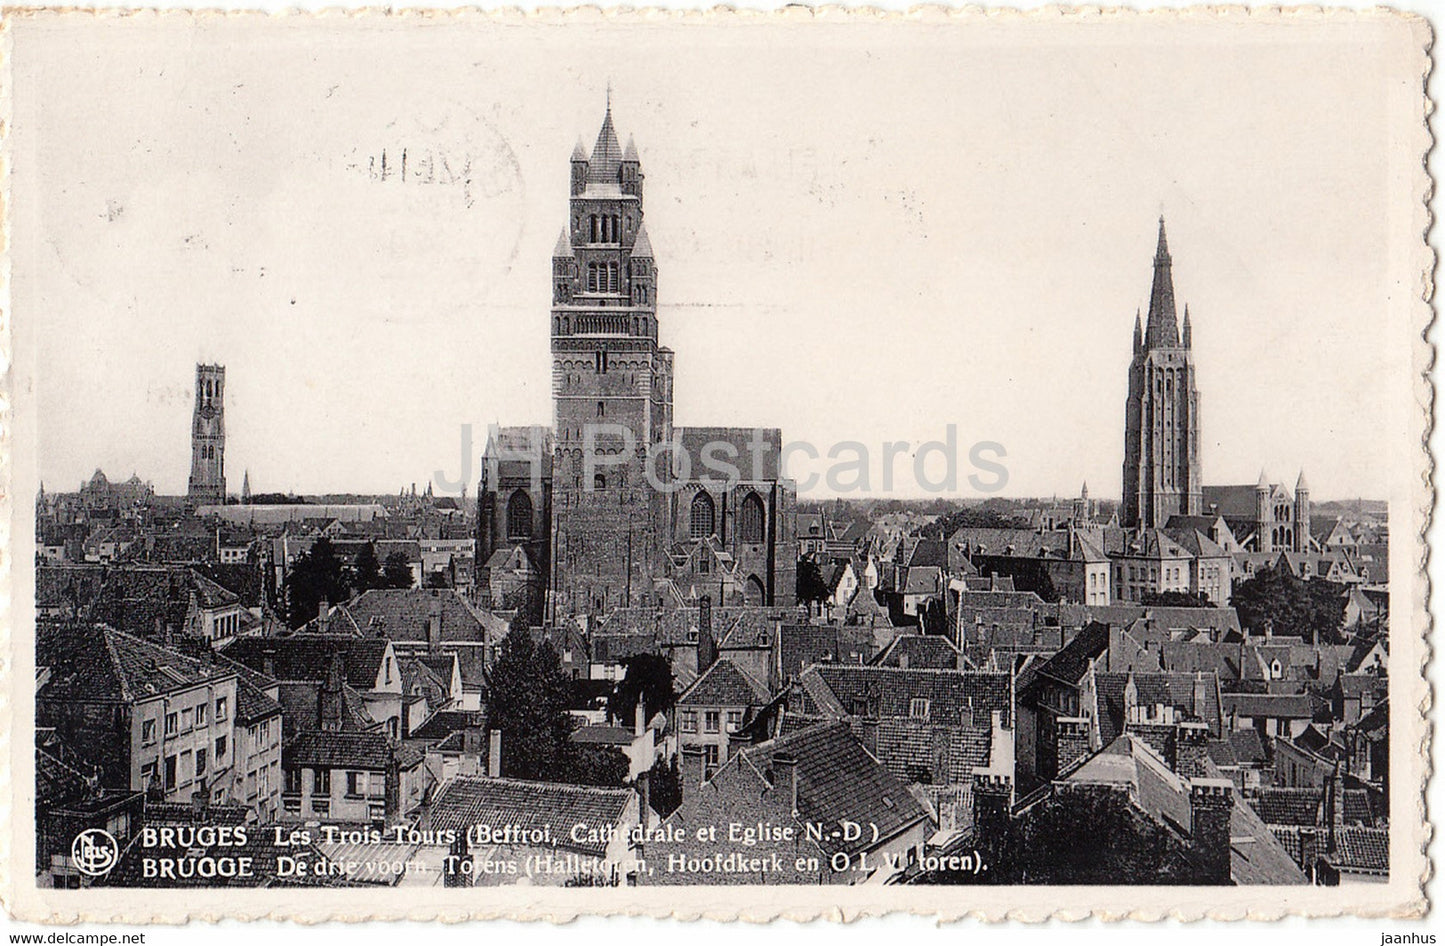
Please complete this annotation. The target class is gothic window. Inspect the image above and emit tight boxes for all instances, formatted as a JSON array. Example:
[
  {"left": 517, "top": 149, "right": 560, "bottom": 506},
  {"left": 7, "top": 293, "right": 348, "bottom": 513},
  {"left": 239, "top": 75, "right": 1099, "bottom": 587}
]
[
  {"left": 745, "top": 575, "right": 766, "bottom": 605},
  {"left": 590, "top": 215, "right": 599, "bottom": 242},
  {"left": 594, "top": 473, "right": 606, "bottom": 490},
  {"left": 597, "top": 401, "right": 605, "bottom": 418},
  {"left": 690, "top": 491, "right": 716, "bottom": 539},
  {"left": 608, "top": 262, "right": 619, "bottom": 292},
  {"left": 506, "top": 489, "right": 533, "bottom": 540},
  {"left": 739, "top": 491, "right": 766, "bottom": 544}
]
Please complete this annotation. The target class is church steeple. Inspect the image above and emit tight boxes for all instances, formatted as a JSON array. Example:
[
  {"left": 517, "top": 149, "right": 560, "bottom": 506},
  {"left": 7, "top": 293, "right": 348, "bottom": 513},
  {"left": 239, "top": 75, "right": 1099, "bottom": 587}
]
[
  {"left": 1182, "top": 305, "right": 1192, "bottom": 348},
  {"left": 1133, "top": 309, "right": 1143, "bottom": 352},
  {"left": 1145, "top": 217, "right": 1181, "bottom": 349}
]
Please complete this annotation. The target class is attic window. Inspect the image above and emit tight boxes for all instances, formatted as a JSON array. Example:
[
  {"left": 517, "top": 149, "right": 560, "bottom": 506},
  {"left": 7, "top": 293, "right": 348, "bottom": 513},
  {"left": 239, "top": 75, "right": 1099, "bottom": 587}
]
[{"left": 909, "top": 698, "right": 931, "bottom": 720}]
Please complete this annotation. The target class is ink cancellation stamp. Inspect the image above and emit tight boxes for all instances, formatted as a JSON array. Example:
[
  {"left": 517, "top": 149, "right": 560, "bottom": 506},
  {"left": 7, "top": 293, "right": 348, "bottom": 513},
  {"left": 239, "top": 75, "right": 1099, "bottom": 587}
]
[{"left": 0, "top": 5, "right": 1432, "bottom": 924}]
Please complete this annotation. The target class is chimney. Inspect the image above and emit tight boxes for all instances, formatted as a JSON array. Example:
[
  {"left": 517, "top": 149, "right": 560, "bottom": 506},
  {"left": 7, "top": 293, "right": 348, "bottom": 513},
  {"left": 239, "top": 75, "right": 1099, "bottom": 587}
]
[
  {"left": 636, "top": 769, "right": 652, "bottom": 829},
  {"left": 681, "top": 745, "right": 707, "bottom": 795},
  {"left": 1188, "top": 777, "right": 1234, "bottom": 884},
  {"left": 427, "top": 595, "right": 443, "bottom": 651},
  {"left": 634, "top": 698, "right": 647, "bottom": 738},
  {"left": 262, "top": 651, "right": 276, "bottom": 679},
  {"left": 1176, "top": 720, "right": 1211, "bottom": 779},
  {"left": 318, "top": 597, "right": 330, "bottom": 625},
  {"left": 771, "top": 754, "right": 798, "bottom": 817},
  {"left": 319, "top": 652, "right": 345, "bottom": 732},
  {"left": 1054, "top": 716, "right": 1091, "bottom": 778},
  {"left": 488, "top": 729, "right": 503, "bottom": 778},
  {"left": 1329, "top": 762, "right": 1346, "bottom": 851},
  {"left": 858, "top": 716, "right": 880, "bottom": 757},
  {"left": 971, "top": 771, "right": 1013, "bottom": 841},
  {"left": 462, "top": 727, "right": 484, "bottom": 756}
]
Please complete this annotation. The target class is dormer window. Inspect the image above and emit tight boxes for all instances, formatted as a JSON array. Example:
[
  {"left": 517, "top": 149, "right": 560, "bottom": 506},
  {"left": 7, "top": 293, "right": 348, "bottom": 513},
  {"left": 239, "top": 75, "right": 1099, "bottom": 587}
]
[{"left": 910, "top": 698, "right": 931, "bottom": 720}]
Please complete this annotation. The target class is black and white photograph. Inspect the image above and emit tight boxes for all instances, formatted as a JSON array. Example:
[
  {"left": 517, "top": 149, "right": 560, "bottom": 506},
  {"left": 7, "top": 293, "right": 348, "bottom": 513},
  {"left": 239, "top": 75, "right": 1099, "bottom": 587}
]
[{"left": 1, "top": 7, "right": 1431, "bottom": 925}]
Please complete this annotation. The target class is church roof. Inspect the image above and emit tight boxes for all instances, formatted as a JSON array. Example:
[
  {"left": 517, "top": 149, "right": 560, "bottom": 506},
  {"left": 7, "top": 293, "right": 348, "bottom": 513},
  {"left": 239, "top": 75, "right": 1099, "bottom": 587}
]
[
  {"left": 631, "top": 223, "right": 653, "bottom": 258},
  {"left": 587, "top": 108, "right": 623, "bottom": 184},
  {"left": 1144, "top": 218, "right": 1181, "bottom": 350}
]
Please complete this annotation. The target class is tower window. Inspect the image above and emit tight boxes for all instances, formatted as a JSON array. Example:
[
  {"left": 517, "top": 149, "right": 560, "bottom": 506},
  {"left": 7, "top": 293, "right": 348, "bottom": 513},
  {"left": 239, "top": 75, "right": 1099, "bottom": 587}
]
[
  {"left": 608, "top": 262, "right": 619, "bottom": 292},
  {"left": 597, "top": 401, "right": 605, "bottom": 418},
  {"left": 506, "top": 489, "right": 534, "bottom": 540},
  {"left": 690, "top": 491, "right": 716, "bottom": 539},
  {"left": 739, "top": 491, "right": 766, "bottom": 544},
  {"left": 594, "top": 473, "right": 606, "bottom": 490}
]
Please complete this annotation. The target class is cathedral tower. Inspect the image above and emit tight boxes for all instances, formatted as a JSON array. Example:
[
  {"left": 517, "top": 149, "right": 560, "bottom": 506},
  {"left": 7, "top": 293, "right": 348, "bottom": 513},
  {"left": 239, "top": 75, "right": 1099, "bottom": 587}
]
[
  {"left": 1122, "top": 220, "right": 1202, "bottom": 529},
  {"left": 549, "top": 103, "right": 672, "bottom": 615},
  {"left": 188, "top": 363, "right": 227, "bottom": 507}
]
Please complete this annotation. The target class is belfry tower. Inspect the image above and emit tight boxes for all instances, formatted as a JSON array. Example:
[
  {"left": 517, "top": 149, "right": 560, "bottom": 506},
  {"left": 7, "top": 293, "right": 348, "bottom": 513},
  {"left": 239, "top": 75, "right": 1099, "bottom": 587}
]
[
  {"left": 1122, "top": 220, "right": 1202, "bottom": 529},
  {"left": 188, "top": 363, "right": 227, "bottom": 507},
  {"left": 548, "top": 102, "right": 673, "bottom": 615}
]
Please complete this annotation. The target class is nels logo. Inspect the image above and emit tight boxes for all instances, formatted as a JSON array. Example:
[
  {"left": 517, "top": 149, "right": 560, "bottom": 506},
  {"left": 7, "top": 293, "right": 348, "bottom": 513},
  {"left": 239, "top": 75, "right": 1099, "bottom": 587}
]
[{"left": 71, "top": 829, "right": 120, "bottom": 877}]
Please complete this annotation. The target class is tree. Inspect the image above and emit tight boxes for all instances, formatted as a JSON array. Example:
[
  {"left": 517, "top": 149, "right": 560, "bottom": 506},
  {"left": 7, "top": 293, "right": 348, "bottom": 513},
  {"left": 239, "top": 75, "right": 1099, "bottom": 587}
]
[
  {"left": 608, "top": 653, "right": 676, "bottom": 725},
  {"left": 1140, "top": 590, "right": 1215, "bottom": 608},
  {"left": 423, "top": 570, "right": 450, "bottom": 590},
  {"left": 568, "top": 745, "right": 630, "bottom": 788},
  {"left": 353, "top": 542, "right": 384, "bottom": 592},
  {"left": 647, "top": 755, "right": 683, "bottom": 817},
  {"left": 485, "top": 618, "right": 576, "bottom": 782},
  {"left": 1231, "top": 565, "right": 1346, "bottom": 644},
  {"left": 283, "top": 537, "right": 350, "bottom": 628},
  {"left": 382, "top": 552, "right": 414, "bottom": 589},
  {"left": 796, "top": 557, "right": 830, "bottom": 607}
]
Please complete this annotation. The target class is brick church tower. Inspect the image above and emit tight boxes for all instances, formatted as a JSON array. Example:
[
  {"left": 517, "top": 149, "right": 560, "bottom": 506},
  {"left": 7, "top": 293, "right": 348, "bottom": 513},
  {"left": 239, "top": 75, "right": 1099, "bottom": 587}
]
[
  {"left": 548, "top": 103, "right": 673, "bottom": 615},
  {"left": 1122, "top": 220, "right": 1202, "bottom": 529},
  {"left": 188, "top": 363, "right": 227, "bottom": 507}
]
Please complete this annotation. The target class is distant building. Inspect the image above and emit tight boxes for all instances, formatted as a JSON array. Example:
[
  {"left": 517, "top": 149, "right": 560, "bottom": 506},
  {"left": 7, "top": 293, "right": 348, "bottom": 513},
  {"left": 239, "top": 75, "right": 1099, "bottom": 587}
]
[
  {"left": 188, "top": 364, "right": 226, "bottom": 507},
  {"left": 1122, "top": 220, "right": 1202, "bottom": 529}
]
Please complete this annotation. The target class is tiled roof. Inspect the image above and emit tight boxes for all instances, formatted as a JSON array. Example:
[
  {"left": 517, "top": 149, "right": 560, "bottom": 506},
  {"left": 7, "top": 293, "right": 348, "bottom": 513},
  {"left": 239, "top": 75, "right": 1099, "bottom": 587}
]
[
  {"left": 778, "top": 624, "right": 875, "bottom": 681},
  {"left": 1248, "top": 787, "right": 1379, "bottom": 827},
  {"left": 1222, "top": 692, "right": 1314, "bottom": 720},
  {"left": 740, "top": 721, "right": 930, "bottom": 856},
  {"left": 800, "top": 665, "right": 1011, "bottom": 727},
  {"left": 343, "top": 589, "right": 491, "bottom": 643},
  {"left": 426, "top": 776, "right": 634, "bottom": 857},
  {"left": 285, "top": 730, "right": 403, "bottom": 771},
  {"left": 38, "top": 623, "right": 235, "bottom": 703},
  {"left": 1033, "top": 622, "right": 1110, "bottom": 687},
  {"left": 408, "top": 709, "right": 489, "bottom": 741},
  {"left": 871, "top": 634, "right": 963, "bottom": 670},
  {"left": 679, "top": 659, "right": 770, "bottom": 707},
  {"left": 224, "top": 635, "right": 387, "bottom": 688},
  {"left": 1327, "top": 826, "right": 1389, "bottom": 874},
  {"left": 37, "top": 747, "right": 88, "bottom": 808}
]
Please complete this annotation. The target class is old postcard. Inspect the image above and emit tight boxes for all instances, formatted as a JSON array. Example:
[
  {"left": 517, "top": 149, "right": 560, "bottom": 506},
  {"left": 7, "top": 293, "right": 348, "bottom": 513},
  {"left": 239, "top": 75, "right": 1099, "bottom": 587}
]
[{"left": 0, "top": 7, "right": 1432, "bottom": 923}]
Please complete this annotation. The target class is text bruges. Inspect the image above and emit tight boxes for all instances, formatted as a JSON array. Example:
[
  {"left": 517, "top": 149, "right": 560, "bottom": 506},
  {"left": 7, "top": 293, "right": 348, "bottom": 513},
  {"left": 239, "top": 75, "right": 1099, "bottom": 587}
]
[{"left": 139, "top": 825, "right": 254, "bottom": 880}]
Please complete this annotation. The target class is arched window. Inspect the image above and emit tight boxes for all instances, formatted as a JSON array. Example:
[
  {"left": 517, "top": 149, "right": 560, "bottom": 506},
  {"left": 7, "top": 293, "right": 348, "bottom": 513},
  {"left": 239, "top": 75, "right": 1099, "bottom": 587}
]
[
  {"left": 594, "top": 473, "right": 607, "bottom": 491},
  {"left": 690, "top": 491, "right": 715, "bottom": 539},
  {"left": 506, "top": 489, "right": 533, "bottom": 540},
  {"left": 745, "top": 575, "right": 766, "bottom": 605},
  {"left": 739, "top": 491, "right": 766, "bottom": 544}
]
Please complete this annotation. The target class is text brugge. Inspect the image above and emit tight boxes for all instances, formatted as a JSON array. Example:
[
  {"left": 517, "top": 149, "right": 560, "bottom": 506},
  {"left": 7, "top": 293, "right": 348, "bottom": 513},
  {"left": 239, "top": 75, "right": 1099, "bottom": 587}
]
[{"left": 138, "top": 825, "right": 254, "bottom": 880}]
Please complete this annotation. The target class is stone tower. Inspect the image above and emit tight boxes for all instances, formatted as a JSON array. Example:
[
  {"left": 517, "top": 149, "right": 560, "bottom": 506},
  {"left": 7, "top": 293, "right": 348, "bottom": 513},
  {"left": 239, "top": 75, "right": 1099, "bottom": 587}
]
[
  {"left": 188, "top": 363, "right": 226, "bottom": 507},
  {"left": 1122, "top": 220, "right": 1202, "bottom": 529},
  {"left": 549, "top": 103, "right": 673, "bottom": 616}
]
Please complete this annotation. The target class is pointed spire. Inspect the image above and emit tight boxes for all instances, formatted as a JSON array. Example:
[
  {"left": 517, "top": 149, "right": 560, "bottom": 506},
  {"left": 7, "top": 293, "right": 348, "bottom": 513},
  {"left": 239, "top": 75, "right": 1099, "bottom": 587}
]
[
  {"left": 571, "top": 138, "right": 588, "bottom": 162},
  {"left": 1144, "top": 217, "right": 1181, "bottom": 349},
  {"left": 1081, "top": 481, "right": 1089, "bottom": 500},
  {"left": 622, "top": 134, "right": 639, "bottom": 163},
  {"left": 553, "top": 227, "right": 573, "bottom": 258},
  {"left": 1256, "top": 469, "right": 1270, "bottom": 491},
  {"left": 631, "top": 223, "right": 654, "bottom": 259},
  {"left": 1133, "top": 309, "right": 1143, "bottom": 351},
  {"left": 588, "top": 104, "right": 623, "bottom": 184},
  {"left": 1182, "top": 304, "right": 1192, "bottom": 348},
  {"left": 1296, "top": 469, "right": 1310, "bottom": 492}
]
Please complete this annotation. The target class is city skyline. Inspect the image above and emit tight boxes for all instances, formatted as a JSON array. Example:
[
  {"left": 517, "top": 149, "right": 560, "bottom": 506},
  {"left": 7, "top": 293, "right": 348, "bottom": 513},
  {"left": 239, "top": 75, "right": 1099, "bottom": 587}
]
[{"left": 17, "top": 19, "right": 1405, "bottom": 500}]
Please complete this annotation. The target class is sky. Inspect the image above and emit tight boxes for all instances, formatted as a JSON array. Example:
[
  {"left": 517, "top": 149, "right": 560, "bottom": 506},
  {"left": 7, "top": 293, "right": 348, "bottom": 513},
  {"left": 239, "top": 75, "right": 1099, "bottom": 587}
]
[{"left": 10, "top": 13, "right": 1421, "bottom": 501}]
